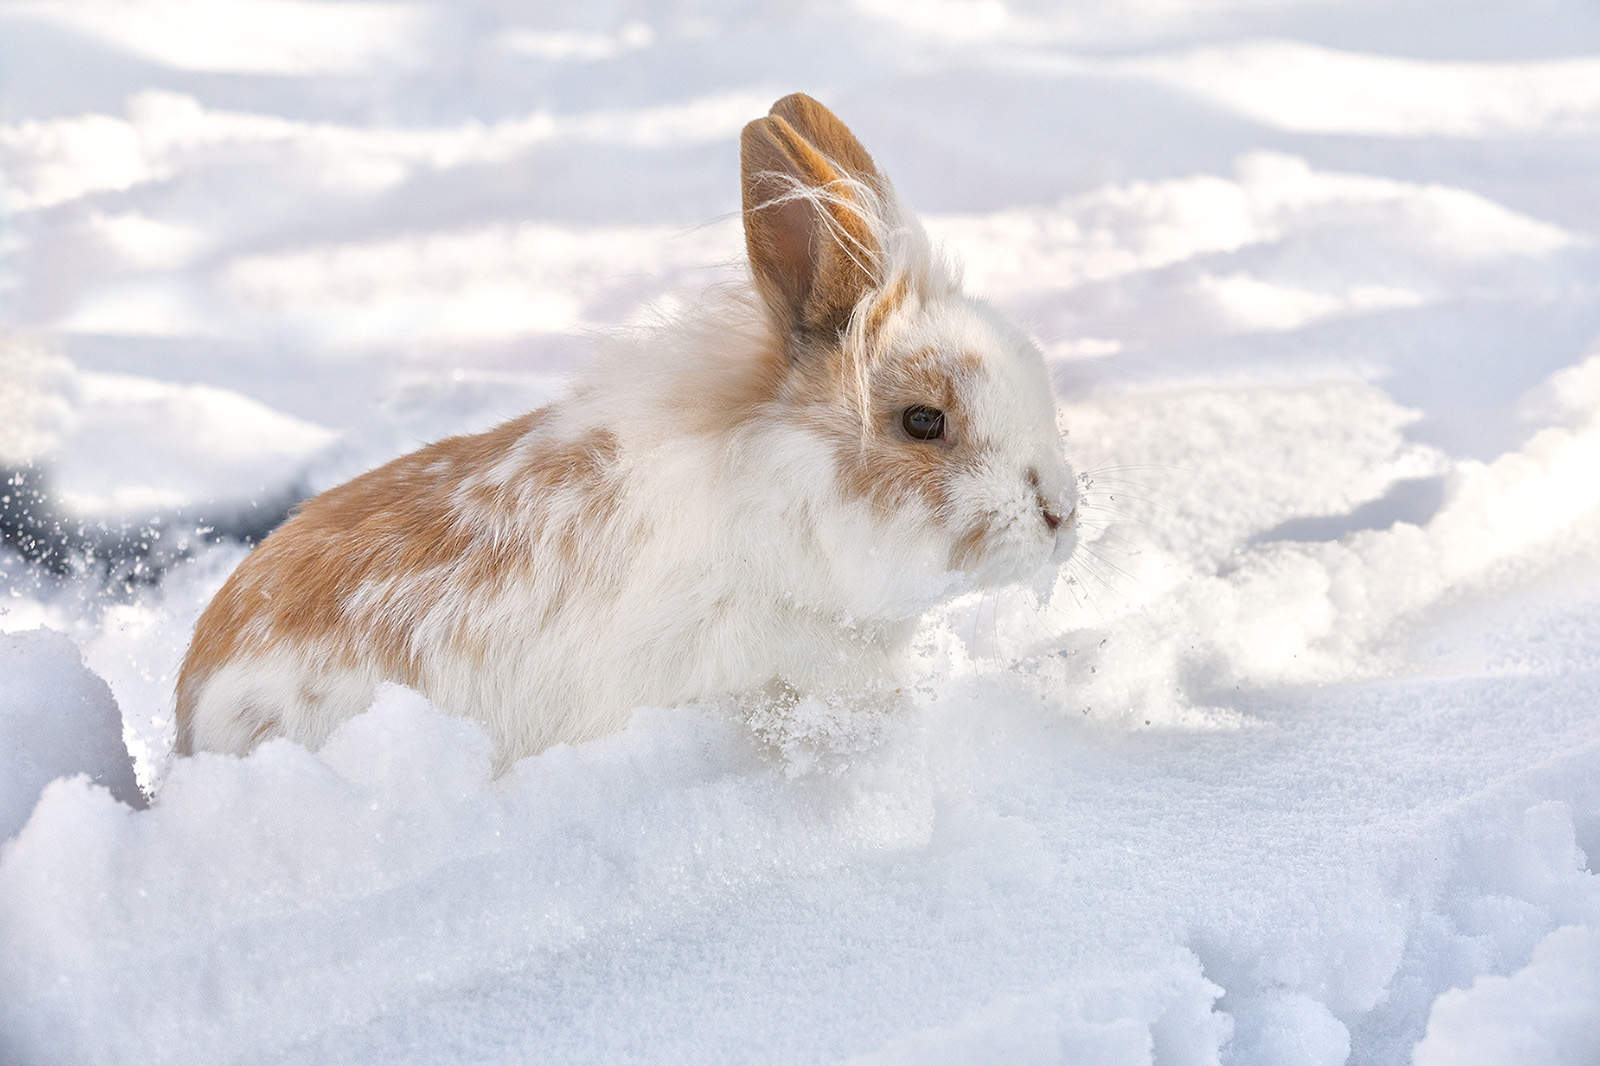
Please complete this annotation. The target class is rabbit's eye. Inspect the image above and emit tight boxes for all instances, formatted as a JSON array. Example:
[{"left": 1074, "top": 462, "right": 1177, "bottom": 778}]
[{"left": 901, "top": 405, "right": 946, "bottom": 441}]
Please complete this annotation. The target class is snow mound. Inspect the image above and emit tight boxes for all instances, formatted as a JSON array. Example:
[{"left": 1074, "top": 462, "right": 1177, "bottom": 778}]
[
  {"left": 47, "top": 371, "right": 336, "bottom": 516},
  {"left": 3, "top": 0, "right": 1600, "bottom": 1060},
  {"left": 5, "top": 0, "right": 430, "bottom": 77},
  {"left": 0, "top": 628, "right": 142, "bottom": 841},
  {"left": 934, "top": 354, "right": 1600, "bottom": 730},
  {"left": 0, "top": 684, "right": 935, "bottom": 1065},
  {"left": 1414, "top": 925, "right": 1600, "bottom": 1065},
  {"left": 1118, "top": 41, "right": 1600, "bottom": 139}
]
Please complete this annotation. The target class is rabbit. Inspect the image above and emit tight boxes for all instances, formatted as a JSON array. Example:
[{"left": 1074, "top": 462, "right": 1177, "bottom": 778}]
[{"left": 173, "top": 93, "right": 1079, "bottom": 773}]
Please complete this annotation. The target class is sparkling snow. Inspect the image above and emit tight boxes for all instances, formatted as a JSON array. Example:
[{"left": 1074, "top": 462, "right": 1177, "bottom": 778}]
[{"left": 3, "top": 1, "right": 1600, "bottom": 1063}]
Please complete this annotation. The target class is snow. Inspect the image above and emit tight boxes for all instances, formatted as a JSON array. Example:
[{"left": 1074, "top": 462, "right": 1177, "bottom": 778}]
[
  {"left": 0, "top": 628, "right": 143, "bottom": 841},
  {"left": 3, "top": 0, "right": 1600, "bottom": 1063},
  {"left": 1058, "top": 42, "right": 1600, "bottom": 138},
  {"left": 1414, "top": 924, "right": 1600, "bottom": 1065},
  {"left": 2, "top": 0, "right": 429, "bottom": 78}
]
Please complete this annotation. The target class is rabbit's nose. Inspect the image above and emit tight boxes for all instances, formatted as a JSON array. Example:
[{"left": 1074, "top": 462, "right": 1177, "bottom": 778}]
[
  {"left": 1041, "top": 500, "right": 1078, "bottom": 531},
  {"left": 1027, "top": 467, "right": 1073, "bottom": 531}
]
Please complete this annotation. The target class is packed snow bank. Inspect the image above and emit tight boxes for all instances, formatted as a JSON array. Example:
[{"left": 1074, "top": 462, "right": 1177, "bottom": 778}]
[
  {"left": 0, "top": 685, "right": 939, "bottom": 1064},
  {"left": 0, "top": 628, "right": 142, "bottom": 840},
  {"left": 936, "top": 150, "right": 1573, "bottom": 311},
  {"left": 4, "top": 643, "right": 1599, "bottom": 1064},
  {"left": 1001, "top": 353, "right": 1600, "bottom": 729},
  {"left": 8, "top": 335, "right": 1600, "bottom": 1062}
]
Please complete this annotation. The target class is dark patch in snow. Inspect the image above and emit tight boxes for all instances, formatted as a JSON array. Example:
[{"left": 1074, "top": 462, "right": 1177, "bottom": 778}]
[{"left": 0, "top": 465, "right": 298, "bottom": 594}]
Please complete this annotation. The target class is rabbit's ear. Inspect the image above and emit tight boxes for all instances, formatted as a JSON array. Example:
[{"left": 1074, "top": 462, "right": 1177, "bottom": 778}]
[{"left": 741, "top": 94, "right": 885, "bottom": 338}]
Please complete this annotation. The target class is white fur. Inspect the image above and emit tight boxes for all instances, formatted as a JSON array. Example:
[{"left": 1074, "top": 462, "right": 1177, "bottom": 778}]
[{"left": 178, "top": 99, "right": 1078, "bottom": 773}]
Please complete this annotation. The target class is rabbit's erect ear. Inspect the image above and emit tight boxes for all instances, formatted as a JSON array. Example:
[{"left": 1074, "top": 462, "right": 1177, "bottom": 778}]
[{"left": 741, "top": 94, "right": 886, "bottom": 339}]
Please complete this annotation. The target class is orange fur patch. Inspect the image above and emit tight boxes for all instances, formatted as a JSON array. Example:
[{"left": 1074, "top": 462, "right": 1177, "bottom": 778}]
[
  {"left": 741, "top": 94, "right": 886, "bottom": 338},
  {"left": 777, "top": 333, "right": 990, "bottom": 542},
  {"left": 174, "top": 412, "right": 623, "bottom": 752}
]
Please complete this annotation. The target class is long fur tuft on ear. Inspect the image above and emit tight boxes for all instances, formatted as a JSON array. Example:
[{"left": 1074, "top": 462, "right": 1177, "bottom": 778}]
[{"left": 740, "top": 93, "right": 941, "bottom": 340}]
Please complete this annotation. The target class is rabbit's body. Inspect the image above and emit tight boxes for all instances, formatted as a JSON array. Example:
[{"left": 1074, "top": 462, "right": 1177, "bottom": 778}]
[{"left": 176, "top": 94, "right": 1078, "bottom": 771}]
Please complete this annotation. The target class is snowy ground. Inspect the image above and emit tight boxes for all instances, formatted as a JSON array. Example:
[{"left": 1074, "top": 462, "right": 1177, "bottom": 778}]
[{"left": 4, "top": 1, "right": 1600, "bottom": 1063}]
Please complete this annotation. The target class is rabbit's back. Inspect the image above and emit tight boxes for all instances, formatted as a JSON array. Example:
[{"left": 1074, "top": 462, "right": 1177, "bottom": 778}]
[{"left": 174, "top": 409, "right": 635, "bottom": 762}]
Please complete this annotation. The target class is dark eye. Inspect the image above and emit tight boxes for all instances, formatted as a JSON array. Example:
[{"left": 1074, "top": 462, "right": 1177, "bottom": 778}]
[{"left": 901, "top": 405, "right": 946, "bottom": 441}]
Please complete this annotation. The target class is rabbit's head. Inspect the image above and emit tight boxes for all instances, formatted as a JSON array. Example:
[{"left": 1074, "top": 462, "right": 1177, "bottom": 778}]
[{"left": 737, "top": 95, "right": 1077, "bottom": 610}]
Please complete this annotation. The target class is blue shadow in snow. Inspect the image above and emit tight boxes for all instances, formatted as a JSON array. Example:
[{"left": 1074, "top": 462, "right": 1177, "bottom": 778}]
[{"left": 1249, "top": 476, "right": 1447, "bottom": 545}]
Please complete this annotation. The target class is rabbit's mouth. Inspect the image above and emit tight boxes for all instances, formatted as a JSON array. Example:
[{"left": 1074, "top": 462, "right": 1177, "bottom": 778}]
[
  {"left": 1039, "top": 493, "right": 1074, "bottom": 533},
  {"left": 950, "top": 500, "right": 1075, "bottom": 588},
  {"left": 1028, "top": 467, "right": 1076, "bottom": 540},
  {"left": 1049, "top": 506, "right": 1080, "bottom": 567}
]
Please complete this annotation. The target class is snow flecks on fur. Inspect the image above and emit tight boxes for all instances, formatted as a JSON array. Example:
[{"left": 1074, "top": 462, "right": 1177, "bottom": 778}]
[
  {"left": 744, "top": 684, "right": 899, "bottom": 778},
  {"left": 172, "top": 93, "right": 1076, "bottom": 772}
]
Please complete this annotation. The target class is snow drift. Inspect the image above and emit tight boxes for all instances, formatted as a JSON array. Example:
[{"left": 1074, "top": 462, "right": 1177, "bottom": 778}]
[{"left": 3, "top": 0, "right": 1600, "bottom": 1062}]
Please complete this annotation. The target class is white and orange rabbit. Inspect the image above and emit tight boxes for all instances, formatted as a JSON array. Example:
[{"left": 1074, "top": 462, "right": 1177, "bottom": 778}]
[{"left": 174, "top": 94, "right": 1079, "bottom": 772}]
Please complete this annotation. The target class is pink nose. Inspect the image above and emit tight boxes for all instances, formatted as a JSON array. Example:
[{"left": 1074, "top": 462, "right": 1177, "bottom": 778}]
[{"left": 1041, "top": 503, "right": 1076, "bottom": 533}]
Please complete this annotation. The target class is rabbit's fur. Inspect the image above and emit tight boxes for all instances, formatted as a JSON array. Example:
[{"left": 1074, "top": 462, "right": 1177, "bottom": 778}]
[{"left": 175, "top": 94, "right": 1078, "bottom": 772}]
